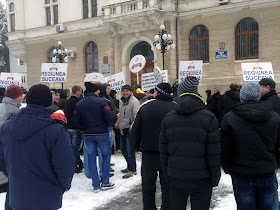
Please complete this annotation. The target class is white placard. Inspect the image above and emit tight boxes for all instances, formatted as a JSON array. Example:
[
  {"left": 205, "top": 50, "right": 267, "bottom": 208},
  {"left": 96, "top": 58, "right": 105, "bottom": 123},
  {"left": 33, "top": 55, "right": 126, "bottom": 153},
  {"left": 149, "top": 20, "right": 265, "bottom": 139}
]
[
  {"left": 0, "top": 73, "right": 22, "bottom": 88},
  {"left": 153, "top": 67, "right": 163, "bottom": 84},
  {"left": 242, "top": 62, "right": 274, "bottom": 81},
  {"left": 84, "top": 73, "right": 104, "bottom": 84},
  {"left": 179, "top": 61, "right": 203, "bottom": 83},
  {"left": 129, "top": 55, "right": 146, "bottom": 73},
  {"left": 162, "top": 70, "right": 168, "bottom": 83},
  {"left": 41, "top": 63, "right": 68, "bottom": 83},
  {"left": 101, "top": 72, "right": 125, "bottom": 92},
  {"left": 142, "top": 72, "right": 157, "bottom": 92}
]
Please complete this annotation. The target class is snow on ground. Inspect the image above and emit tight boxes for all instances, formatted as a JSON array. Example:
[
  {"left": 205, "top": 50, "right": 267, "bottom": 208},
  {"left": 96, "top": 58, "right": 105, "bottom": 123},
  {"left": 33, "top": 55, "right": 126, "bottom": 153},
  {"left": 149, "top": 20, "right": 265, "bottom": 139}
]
[
  {"left": 61, "top": 154, "right": 141, "bottom": 210},
  {"left": 1, "top": 153, "right": 279, "bottom": 209}
]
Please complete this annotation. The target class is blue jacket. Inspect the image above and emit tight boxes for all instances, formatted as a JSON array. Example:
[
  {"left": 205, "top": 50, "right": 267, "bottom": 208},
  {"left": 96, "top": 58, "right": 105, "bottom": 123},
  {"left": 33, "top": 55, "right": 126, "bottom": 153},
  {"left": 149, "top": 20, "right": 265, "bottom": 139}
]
[
  {"left": 73, "top": 93, "right": 114, "bottom": 135},
  {"left": 0, "top": 104, "right": 75, "bottom": 210}
]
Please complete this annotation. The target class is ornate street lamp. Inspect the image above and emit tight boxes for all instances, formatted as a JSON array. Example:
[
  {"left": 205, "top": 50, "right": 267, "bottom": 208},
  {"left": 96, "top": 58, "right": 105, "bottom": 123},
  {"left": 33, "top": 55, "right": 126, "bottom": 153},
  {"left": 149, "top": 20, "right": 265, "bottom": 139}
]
[
  {"left": 151, "top": 25, "right": 176, "bottom": 70},
  {"left": 52, "top": 41, "right": 68, "bottom": 89},
  {"left": 52, "top": 41, "right": 69, "bottom": 64}
]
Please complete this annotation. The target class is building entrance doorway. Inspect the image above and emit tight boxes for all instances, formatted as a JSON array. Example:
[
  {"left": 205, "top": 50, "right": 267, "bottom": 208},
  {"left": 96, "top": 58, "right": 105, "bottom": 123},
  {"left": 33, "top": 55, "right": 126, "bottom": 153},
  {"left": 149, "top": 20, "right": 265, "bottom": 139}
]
[{"left": 130, "top": 41, "right": 154, "bottom": 90}]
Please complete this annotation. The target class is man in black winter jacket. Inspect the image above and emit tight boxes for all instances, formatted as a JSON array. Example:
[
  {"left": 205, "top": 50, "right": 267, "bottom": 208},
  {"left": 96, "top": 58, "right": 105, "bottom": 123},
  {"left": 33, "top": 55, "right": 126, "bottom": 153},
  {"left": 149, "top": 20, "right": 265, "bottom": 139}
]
[
  {"left": 259, "top": 78, "right": 280, "bottom": 116},
  {"left": 220, "top": 82, "right": 280, "bottom": 210},
  {"left": 160, "top": 76, "right": 221, "bottom": 210},
  {"left": 207, "top": 87, "right": 221, "bottom": 124},
  {"left": 218, "top": 83, "right": 240, "bottom": 118},
  {"left": 65, "top": 85, "right": 83, "bottom": 173},
  {"left": 131, "top": 83, "right": 176, "bottom": 210}
]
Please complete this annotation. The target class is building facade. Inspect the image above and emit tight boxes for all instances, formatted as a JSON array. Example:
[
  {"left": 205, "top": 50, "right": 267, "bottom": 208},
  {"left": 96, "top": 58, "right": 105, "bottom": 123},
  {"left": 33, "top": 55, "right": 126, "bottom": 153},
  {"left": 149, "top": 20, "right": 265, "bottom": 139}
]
[{"left": 6, "top": 0, "right": 280, "bottom": 97}]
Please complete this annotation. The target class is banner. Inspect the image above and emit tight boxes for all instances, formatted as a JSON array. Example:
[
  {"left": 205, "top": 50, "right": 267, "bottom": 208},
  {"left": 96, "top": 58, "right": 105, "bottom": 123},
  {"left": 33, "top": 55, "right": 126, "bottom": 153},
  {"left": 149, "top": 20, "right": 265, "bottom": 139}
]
[
  {"left": 142, "top": 72, "right": 157, "bottom": 92},
  {"left": 101, "top": 72, "right": 125, "bottom": 92},
  {"left": 242, "top": 62, "right": 274, "bottom": 81},
  {"left": 179, "top": 61, "right": 203, "bottom": 83},
  {"left": 84, "top": 73, "right": 104, "bottom": 84},
  {"left": 41, "top": 63, "right": 68, "bottom": 83},
  {"left": 0, "top": 73, "right": 22, "bottom": 88}
]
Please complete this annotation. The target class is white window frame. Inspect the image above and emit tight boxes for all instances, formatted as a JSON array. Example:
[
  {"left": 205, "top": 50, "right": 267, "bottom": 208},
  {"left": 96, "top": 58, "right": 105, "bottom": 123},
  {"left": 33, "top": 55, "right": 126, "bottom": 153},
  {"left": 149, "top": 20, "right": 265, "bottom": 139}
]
[
  {"left": 7, "top": 2, "right": 16, "bottom": 32},
  {"left": 44, "top": 0, "right": 59, "bottom": 26}
]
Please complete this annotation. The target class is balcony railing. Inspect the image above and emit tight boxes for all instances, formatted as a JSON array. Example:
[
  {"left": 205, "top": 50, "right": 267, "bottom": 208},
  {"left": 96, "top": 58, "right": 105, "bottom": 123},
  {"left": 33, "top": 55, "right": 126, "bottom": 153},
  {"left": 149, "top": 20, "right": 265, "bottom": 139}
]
[{"left": 103, "top": 0, "right": 158, "bottom": 17}]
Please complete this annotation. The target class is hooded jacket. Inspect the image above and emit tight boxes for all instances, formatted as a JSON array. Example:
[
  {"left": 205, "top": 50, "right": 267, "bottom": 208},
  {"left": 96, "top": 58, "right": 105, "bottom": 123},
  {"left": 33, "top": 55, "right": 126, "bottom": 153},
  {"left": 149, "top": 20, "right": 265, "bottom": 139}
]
[
  {"left": 0, "top": 96, "right": 21, "bottom": 127},
  {"left": 220, "top": 101, "right": 280, "bottom": 177},
  {"left": 218, "top": 90, "right": 240, "bottom": 117},
  {"left": 159, "top": 94, "right": 221, "bottom": 187},
  {"left": 0, "top": 104, "right": 75, "bottom": 210},
  {"left": 131, "top": 94, "right": 176, "bottom": 153},
  {"left": 100, "top": 84, "right": 119, "bottom": 114},
  {"left": 260, "top": 90, "right": 280, "bottom": 116}
]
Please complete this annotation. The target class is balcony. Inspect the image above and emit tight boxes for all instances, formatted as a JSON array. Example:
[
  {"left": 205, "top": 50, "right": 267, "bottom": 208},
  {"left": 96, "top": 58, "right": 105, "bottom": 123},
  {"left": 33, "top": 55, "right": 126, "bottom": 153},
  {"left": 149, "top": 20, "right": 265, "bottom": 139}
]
[{"left": 102, "top": 0, "right": 159, "bottom": 18}]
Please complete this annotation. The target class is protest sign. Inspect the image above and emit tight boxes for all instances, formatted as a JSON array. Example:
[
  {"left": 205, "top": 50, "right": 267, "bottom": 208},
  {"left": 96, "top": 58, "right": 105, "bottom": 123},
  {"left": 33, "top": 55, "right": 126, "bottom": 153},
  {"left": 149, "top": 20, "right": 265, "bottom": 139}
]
[
  {"left": 84, "top": 73, "right": 104, "bottom": 84},
  {"left": 179, "top": 61, "right": 203, "bottom": 83},
  {"left": 129, "top": 55, "right": 146, "bottom": 73},
  {"left": 41, "top": 63, "right": 68, "bottom": 83},
  {"left": 242, "top": 62, "right": 274, "bottom": 81},
  {"left": 101, "top": 72, "right": 125, "bottom": 92},
  {"left": 153, "top": 67, "right": 163, "bottom": 84},
  {"left": 0, "top": 73, "right": 22, "bottom": 88},
  {"left": 162, "top": 70, "right": 168, "bottom": 83},
  {"left": 142, "top": 72, "right": 157, "bottom": 92}
]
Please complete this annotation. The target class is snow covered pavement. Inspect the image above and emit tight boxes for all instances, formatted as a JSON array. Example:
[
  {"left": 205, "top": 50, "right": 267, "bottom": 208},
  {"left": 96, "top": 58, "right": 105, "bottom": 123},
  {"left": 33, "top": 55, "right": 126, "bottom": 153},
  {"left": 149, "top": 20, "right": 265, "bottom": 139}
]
[{"left": 1, "top": 153, "right": 280, "bottom": 209}]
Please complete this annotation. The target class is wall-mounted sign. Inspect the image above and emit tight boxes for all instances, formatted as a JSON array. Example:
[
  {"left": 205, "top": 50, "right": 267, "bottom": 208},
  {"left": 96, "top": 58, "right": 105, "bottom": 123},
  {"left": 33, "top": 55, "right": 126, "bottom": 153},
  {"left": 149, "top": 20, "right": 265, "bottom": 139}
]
[
  {"left": 129, "top": 55, "right": 146, "bottom": 73},
  {"left": 242, "top": 62, "right": 274, "bottom": 81},
  {"left": 216, "top": 51, "right": 228, "bottom": 59},
  {"left": 41, "top": 63, "right": 68, "bottom": 83},
  {"left": 101, "top": 64, "right": 110, "bottom": 71},
  {"left": 102, "top": 72, "right": 110, "bottom": 75},
  {"left": 219, "top": 42, "right": 225, "bottom": 50}
]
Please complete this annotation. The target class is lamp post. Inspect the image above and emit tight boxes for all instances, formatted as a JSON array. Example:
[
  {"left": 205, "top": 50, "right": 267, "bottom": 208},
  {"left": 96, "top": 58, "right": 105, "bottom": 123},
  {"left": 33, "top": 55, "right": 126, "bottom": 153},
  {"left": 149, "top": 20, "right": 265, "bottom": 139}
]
[
  {"left": 152, "top": 25, "right": 175, "bottom": 70},
  {"left": 52, "top": 41, "right": 68, "bottom": 89}
]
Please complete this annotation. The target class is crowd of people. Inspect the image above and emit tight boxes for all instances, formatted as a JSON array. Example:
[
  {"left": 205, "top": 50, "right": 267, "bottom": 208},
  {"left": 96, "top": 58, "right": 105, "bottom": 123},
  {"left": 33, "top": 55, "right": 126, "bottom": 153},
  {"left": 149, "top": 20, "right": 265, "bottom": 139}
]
[{"left": 0, "top": 76, "right": 279, "bottom": 210}]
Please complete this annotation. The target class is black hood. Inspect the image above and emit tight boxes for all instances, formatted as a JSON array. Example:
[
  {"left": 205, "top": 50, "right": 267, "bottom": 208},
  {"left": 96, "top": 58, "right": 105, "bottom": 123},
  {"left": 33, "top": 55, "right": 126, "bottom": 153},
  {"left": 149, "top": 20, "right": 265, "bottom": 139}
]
[
  {"left": 231, "top": 101, "right": 273, "bottom": 123},
  {"left": 225, "top": 90, "right": 240, "bottom": 101},
  {"left": 176, "top": 95, "right": 205, "bottom": 114}
]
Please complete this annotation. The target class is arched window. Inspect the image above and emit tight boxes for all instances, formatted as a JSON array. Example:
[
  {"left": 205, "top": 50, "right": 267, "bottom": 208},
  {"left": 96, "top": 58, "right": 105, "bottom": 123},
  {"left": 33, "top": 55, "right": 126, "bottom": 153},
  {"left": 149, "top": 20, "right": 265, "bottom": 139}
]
[
  {"left": 48, "top": 46, "right": 56, "bottom": 62},
  {"left": 9, "top": 3, "right": 15, "bottom": 12},
  {"left": 130, "top": 41, "right": 154, "bottom": 60},
  {"left": 235, "top": 18, "right": 259, "bottom": 60},
  {"left": 85, "top": 42, "right": 98, "bottom": 73},
  {"left": 9, "top": 3, "right": 15, "bottom": 32},
  {"left": 189, "top": 25, "right": 209, "bottom": 62}
]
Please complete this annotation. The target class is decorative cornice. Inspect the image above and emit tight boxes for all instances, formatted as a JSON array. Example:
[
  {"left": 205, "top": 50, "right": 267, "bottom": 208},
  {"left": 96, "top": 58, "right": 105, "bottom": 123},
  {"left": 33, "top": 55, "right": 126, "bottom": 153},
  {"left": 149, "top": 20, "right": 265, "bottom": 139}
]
[{"left": 178, "top": 0, "right": 280, "bottom": 19}]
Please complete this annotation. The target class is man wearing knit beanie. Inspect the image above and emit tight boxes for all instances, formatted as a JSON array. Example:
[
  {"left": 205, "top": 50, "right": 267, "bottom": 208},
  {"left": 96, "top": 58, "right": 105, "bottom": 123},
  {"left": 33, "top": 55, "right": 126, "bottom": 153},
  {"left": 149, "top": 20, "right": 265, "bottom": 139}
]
[
  {"left": 0, "top": 85, "right": 24, "bottom": 209},
  {"left": 0, "top": 84, "right": 75, "bottom": 210},
  {"left": 159, "top": 76, "right": 221, "bottom": 210},
  {"left": 220, "top": 81, "right": 280, "bottom": 209},
  {"left": 0, "top": 85, "right": 24, "bottom": 127},
  {"left": 73, "top": 81, "right": 115, "bottom": 191},
  {"left": 116, "top": 84, "right": 140, "bottom": 179},
  {"left": 131, "top": 82, "right": 176, "bottom": 210}
]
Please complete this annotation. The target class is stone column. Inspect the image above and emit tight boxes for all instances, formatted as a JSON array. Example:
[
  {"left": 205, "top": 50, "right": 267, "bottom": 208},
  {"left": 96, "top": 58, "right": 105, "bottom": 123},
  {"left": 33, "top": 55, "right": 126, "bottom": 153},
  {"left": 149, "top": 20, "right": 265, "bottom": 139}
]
[{"left": 114, "top": 35, "right": 122, "bottom": 74}]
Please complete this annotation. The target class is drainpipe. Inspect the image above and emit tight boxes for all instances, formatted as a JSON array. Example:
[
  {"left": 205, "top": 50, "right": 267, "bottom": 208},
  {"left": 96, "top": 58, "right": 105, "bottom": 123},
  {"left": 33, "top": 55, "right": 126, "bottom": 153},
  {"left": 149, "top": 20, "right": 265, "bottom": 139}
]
[{"left": 175, "top": 0, "right": 179, "bottom": 79}]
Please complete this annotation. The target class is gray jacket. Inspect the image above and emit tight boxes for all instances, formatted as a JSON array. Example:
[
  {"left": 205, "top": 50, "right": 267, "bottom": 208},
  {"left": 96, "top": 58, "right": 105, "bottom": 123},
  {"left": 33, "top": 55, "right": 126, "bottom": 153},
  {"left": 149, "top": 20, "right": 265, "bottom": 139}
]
[
  {"left": 117, "top": 95, "right": 140, "bottom": 131},
  {"left": 0, "top": 96, "right": 21, "bottom": 127}
]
